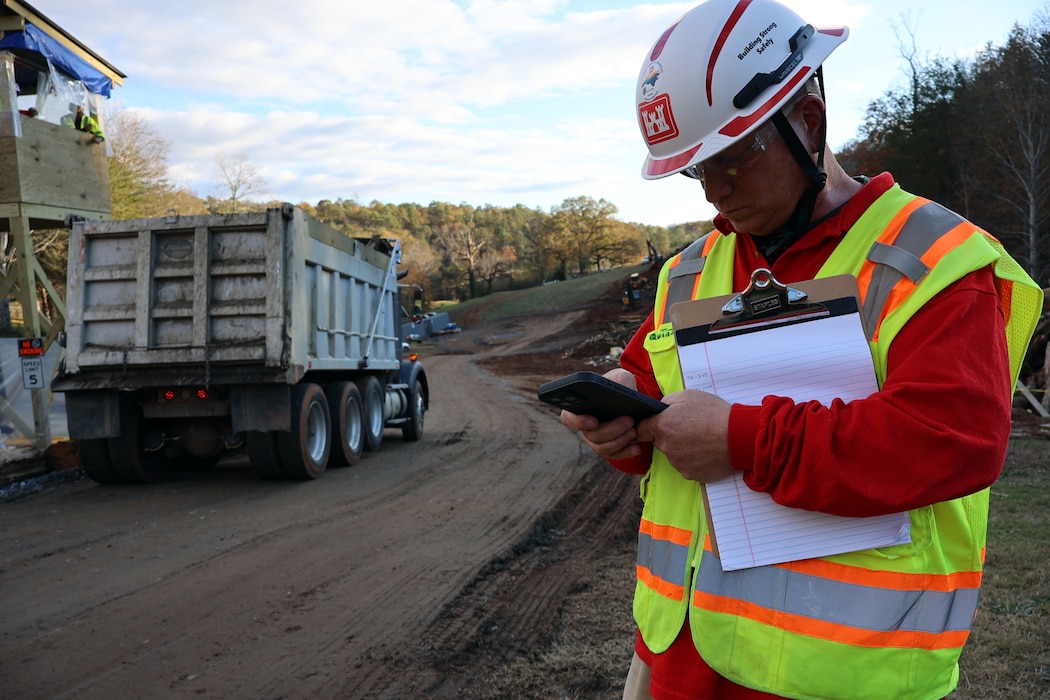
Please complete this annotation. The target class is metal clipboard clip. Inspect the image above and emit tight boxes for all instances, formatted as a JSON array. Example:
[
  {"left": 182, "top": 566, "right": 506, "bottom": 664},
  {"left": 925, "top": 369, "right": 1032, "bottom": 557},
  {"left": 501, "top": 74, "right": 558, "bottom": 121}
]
[{"left": 710, "top": 268, "right": 830, "bottom": 334}]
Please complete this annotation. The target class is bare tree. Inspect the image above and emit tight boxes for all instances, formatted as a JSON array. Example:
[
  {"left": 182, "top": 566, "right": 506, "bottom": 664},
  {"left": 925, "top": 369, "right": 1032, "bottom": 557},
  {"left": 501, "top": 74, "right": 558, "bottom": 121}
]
[
  {"left": 398, "top": 237, "right": 441, "bottom": 306},
  {"left": 214, "top": 152, "right": 267, "bottom": 213},
  {"left": 476, "top": 245, "right": 517, "bottom": 295},
  {"left": 433, "top": 216, "right": 488, "bottom": 299},
  {"left": 891, "top": 10, "right": 925, "bottom": 118},
  {"left": 108, "top": 111, "right": 169, "bottom": 186},
  {"left": 106, "top": 110, "right": 173, "bottom": 219}
]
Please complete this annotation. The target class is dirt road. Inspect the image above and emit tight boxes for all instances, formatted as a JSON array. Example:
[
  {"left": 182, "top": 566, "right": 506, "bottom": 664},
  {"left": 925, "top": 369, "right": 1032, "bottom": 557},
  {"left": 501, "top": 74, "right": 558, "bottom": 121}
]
[{"left": 0, "top": 311, "right": 640, "bottom": 699}]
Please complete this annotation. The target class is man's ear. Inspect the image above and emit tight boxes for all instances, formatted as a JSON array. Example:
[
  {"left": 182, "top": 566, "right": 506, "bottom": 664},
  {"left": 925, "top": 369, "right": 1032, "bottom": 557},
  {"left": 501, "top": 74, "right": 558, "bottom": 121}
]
[{"left": 797, "top": 95, "right": 826, "bottom": 154}]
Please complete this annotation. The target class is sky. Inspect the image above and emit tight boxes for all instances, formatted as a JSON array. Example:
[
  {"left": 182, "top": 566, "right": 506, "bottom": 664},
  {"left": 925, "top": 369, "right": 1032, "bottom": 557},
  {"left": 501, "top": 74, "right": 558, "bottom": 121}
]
[{"left": 32, "top": 0, "right": 1050, "bottom": 227}]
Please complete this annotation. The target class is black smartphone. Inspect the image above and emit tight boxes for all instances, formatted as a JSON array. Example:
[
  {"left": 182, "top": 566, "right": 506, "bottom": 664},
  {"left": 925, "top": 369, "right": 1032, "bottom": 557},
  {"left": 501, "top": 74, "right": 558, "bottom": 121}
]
[{"left": 537, "top": 371, "right": 668, "bottom": 422}]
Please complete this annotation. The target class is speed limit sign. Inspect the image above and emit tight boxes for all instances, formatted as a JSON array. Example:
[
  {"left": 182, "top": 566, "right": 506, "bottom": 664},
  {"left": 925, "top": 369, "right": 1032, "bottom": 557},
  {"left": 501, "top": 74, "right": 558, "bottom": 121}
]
[
  {"left": 21, "top": 357, "right": 43, "bottom": 389},
  {"left": 18, "top": 338, "right": 45, "bottom": 390}
]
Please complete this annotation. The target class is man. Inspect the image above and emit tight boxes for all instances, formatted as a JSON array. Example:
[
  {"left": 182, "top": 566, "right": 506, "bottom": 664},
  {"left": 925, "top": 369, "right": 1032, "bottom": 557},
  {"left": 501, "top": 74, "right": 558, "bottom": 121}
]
[
  {"left": 559, "top": 1, "right": 1043, "bottom": 699},
  {"left": 73, "top": 104, "right": 104, "bottom": 143},
  {"left": 625, "top": 272, "right": 643, "bottom": 310}
]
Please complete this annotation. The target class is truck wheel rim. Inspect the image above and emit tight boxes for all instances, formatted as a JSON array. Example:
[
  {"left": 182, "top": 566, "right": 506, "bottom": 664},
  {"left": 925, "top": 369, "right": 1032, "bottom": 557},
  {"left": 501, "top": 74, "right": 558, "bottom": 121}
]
[
  {"left": 306, "top": 400, "right": 327, "bottom": 463},
  {"left": 347, "top": 402, "right": 363, "bottom": 451},
  {"left": 415, "top": 387, "right": 425, "bottom": 428},
  {"left": 368, "top": 395, "right": 383, "bottom": 434}
]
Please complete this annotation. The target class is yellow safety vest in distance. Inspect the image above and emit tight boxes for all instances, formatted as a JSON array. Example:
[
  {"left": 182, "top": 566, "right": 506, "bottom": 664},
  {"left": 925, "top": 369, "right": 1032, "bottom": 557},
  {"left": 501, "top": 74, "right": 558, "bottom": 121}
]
[
  {"left": 635, "top": 184, "right": 1042, "bottom": 700},
  {"left": 74, "top": 112, "right": 103, "bottom": 139}
]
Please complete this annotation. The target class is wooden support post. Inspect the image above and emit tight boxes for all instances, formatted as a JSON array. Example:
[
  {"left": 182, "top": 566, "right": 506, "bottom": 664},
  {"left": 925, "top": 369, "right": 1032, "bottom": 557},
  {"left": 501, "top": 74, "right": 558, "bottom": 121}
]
[{"left": 1, "top": 212, "right": 54, "bottom": 450}]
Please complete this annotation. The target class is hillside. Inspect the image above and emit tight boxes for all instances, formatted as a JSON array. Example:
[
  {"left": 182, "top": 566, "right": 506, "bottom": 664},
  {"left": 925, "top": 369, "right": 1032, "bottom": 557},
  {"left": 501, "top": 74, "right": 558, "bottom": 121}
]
[{"left": 440, "top": 266, "right": 654, "bottom": 380}]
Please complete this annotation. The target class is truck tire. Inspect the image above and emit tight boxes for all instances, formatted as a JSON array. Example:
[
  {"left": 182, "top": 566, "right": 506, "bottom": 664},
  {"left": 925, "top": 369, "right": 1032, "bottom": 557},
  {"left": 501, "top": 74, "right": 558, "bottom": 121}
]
[
  {"left": 108, "top": 394, "right": 166, "bottom": 483},
  {"left": 77, "top": 438, "right": 121, "bottom": 484},
  {"left": 355, "top": 376, "right": 384, "bottom": 451},
  {"left": 246, "top": 431, "right": 284, "bottom": 480},
  {"left": 277, "top": 383, "right": 331, "bottom": 480},
  {"left": 401, "top": 378, "right": 425, "bottom": 441},
  {"left": 326, "top": 381, "right": 364, "bottom": 466}
]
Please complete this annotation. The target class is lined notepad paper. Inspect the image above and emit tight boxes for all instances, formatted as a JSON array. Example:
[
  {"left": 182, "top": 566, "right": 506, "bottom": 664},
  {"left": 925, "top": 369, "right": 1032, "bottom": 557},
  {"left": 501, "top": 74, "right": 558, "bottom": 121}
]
[{"left": 677, "top": 311, "right": 912, "bottom": 571}]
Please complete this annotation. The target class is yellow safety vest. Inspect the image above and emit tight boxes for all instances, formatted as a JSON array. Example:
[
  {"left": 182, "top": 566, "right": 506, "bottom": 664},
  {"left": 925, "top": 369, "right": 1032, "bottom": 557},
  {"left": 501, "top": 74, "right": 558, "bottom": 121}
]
[{"left": 635, "top": 184, "right": 1041, "bottom": 700}]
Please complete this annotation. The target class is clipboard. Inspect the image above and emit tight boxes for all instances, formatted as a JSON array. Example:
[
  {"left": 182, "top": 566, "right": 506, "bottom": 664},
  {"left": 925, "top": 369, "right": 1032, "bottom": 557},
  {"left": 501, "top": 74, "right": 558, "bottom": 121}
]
[
  {"left": 671, "top": 268, "right": 861, "bottom": 343},
  {"left": 668, "top": 269, "right": 911, "bottom": 571}
]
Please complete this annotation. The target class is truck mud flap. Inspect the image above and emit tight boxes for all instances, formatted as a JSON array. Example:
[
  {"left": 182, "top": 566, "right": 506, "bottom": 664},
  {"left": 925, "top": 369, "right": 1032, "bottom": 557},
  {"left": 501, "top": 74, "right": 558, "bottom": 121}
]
[
  {"left": 231, "top": 385, "right": 291, "bottom": 432},
  {"left": 65, "top": 391, "right": 122, "bottom": 440}
]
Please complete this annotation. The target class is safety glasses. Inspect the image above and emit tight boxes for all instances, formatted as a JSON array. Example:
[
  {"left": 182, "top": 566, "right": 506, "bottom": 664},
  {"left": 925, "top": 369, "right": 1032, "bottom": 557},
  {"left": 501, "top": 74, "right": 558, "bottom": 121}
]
[{"left": 681, "top": 119, "right": 780, "bottom": 185}]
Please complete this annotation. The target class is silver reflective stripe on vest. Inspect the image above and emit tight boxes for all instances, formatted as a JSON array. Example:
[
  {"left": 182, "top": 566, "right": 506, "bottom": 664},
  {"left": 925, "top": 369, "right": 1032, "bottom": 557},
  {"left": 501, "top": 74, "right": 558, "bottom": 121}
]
[
  {"left": 695, "top": 549, "right": 980, "bottom": 634},
  {"left": 669, "top": 257, "right": 707, "bottom": 280},
  {"left": 867, "top": 242, "right": 928, "bottom": 283},
  {"left": 638, "top": 530, "right": 690, "bottom": 588},
  {"left": 861, "top": 200, "right": 966, "bottom": 338},
  {"left": 662, "top": 234, "right": 711, "bottom": 325}
]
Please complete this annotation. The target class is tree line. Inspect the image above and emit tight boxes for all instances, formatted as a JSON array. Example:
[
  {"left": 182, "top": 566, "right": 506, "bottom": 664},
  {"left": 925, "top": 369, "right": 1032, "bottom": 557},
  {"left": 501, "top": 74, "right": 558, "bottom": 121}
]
[
  {"left": 299, "top": 197, "right": 706, "bottom": 302},
  {"left": 840, "top": 13, "right": 1050, "bottom": 287}
]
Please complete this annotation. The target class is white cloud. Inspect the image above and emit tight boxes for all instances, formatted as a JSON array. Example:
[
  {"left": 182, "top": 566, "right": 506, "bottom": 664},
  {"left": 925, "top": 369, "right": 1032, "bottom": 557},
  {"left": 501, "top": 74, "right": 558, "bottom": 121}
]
[{"left": 37, "top": 0, "right": 1050, "bottom": 226}]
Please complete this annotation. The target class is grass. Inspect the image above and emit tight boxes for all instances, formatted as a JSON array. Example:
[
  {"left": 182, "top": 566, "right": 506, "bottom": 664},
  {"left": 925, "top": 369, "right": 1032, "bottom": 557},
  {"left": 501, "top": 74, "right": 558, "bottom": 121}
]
[
  {"left": 442, "top": 266, "right": 646, "bottom": 327},
  {"left": 954, "top": 438, "right": 1050, "bottom": 699},
  {"left": 484, "top": 532, "right": 638, "bottom": 699}
]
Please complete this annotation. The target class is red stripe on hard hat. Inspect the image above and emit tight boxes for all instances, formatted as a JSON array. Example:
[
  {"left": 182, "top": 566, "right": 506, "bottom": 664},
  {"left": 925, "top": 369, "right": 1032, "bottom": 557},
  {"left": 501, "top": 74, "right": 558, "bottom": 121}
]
[
  {"left": 650, "top": 16, "right": 686, "bottom": 61},
  {"left": 645, "top": 143, "right": 703, "bottom": 177},
  {"left": 707, "top": 0, "right": 754, "bottom": 105}
]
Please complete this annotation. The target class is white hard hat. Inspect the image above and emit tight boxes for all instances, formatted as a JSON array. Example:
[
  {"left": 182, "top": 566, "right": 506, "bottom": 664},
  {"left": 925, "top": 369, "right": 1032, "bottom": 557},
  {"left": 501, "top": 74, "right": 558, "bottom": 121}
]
[{"left": 636, "top": 0, "right": 848, "bottom": 180}]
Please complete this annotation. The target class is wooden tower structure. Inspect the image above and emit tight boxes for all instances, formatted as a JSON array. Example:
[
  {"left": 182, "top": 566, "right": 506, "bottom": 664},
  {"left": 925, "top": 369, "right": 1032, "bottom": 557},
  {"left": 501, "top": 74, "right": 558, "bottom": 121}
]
[{"left": 0, "top": 0, "right": 123, "bottom": 449}]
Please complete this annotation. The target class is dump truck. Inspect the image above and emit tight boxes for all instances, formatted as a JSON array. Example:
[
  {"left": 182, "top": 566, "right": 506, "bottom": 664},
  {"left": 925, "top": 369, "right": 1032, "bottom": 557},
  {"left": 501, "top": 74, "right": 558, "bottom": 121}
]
[{"left": 53, "top": 204, "right": 429, "bottom": 484}]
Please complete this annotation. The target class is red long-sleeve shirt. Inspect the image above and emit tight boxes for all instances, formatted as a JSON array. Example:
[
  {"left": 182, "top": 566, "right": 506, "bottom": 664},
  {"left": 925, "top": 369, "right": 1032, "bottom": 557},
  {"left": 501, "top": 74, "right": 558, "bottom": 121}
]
[{"left": 613, "top": 173, "right": 1012, "bottom": 699}]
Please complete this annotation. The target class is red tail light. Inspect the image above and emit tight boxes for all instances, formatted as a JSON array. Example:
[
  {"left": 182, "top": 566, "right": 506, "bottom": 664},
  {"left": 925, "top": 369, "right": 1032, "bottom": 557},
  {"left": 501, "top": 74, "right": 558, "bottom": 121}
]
[{"left": 161, "top": 388, "right": 209, "bottom": 400}]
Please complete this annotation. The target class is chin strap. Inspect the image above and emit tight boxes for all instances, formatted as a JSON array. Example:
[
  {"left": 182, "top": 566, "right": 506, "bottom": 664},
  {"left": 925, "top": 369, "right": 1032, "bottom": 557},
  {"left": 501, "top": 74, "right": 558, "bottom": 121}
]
[{"left": 770, "top": 107, "right": 827, "bottom": 240}]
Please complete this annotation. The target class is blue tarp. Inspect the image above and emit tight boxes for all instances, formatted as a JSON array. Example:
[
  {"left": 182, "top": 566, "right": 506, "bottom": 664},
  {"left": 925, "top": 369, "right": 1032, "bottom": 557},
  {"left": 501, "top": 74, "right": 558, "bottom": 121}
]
[{"left": 0, "top": 22, "right": 111, "bottom": 97}]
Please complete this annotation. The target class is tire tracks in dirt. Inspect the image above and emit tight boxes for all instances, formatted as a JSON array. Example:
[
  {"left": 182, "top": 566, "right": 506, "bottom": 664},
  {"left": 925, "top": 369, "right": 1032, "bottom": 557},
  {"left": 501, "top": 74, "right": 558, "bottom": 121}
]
[
  {"left": 346, "top": 315, "right": 642, "bottom": 699},
  {"left": 0, "top": 317, "right": 622, "bottom": 699}
]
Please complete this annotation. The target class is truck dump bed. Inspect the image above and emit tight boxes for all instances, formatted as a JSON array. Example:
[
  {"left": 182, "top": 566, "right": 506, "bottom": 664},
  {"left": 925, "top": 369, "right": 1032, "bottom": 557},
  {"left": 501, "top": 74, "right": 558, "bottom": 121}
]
[{"left": 62, "top": 205, "right": 401, "bottom": 386}]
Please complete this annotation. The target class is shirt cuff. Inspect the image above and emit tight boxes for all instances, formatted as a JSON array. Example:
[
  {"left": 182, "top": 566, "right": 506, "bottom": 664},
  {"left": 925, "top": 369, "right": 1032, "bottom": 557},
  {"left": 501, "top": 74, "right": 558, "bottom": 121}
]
[{"left": 727, "top": 403, "right": 761, "bottom": 473}]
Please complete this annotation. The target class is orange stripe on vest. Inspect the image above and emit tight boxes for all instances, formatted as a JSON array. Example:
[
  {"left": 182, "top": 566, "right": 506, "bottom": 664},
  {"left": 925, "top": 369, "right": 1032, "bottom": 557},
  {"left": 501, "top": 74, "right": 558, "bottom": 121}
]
[
  {"left": 637, "top": 564, "right": 686, "bottom": 602},
  {"left": 640, "top": 518, "right": 694, "bottom": 546}
]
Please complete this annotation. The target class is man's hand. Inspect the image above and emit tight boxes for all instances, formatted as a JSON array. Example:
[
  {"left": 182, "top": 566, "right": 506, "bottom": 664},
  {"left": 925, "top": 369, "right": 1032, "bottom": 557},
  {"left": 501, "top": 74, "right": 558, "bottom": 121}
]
[
  {"left": 559, "top": 369, "right": 735, "bottom": 481},
  {"left": 636, "top": 390, "right": 733, "bottom": 483},
  {"left": 559, "top": 368, "right": 645, "bottom": 460}
]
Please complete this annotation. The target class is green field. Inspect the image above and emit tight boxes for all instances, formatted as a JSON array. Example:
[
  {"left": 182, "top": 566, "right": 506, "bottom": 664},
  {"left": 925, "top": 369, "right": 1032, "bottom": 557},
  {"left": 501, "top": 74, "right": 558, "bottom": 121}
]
[{"left": 442, "top": 266, "right": 645, "bottom": 326}]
